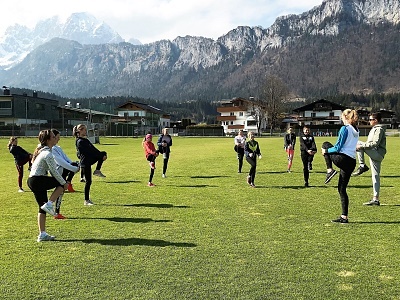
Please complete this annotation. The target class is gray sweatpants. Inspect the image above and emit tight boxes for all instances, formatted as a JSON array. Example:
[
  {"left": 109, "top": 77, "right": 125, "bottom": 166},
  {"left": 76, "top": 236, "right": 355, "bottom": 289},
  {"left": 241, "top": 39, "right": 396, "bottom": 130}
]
[{"left": 356, "top": 144, "right": 384, "bottom": 198}]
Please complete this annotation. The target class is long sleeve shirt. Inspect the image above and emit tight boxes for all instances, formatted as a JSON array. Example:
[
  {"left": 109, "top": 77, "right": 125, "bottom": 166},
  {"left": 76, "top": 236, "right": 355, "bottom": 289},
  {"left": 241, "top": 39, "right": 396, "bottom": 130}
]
[
  {"left": 299, "top": 134, "right": 317, "bottom": 152},
  {"left": 29, "top": 146, "right": 66, "bottom": 185},
  {"left": 9, "top": 145, "right": 31, "bottom": 164},
  {"left": 284, "top": 133, "right": 296, "bottom": 150},
  {"left": 143, "top": 141, "right": 157, "bottom": 158},
  {"left": 327, "top": 125, "right": 359, "bottom": 159},
  {"left": 244, "top": 140, "right": 261, "bottom": 158},
  {"left": 358, "top": 124, "right": 386, "bottom": 158},
  {"left": 52, "top": 144, "right": 79, "bottom": 174},
  {"left": 76, "top": 137, "right": 104, "bottom": 167}
]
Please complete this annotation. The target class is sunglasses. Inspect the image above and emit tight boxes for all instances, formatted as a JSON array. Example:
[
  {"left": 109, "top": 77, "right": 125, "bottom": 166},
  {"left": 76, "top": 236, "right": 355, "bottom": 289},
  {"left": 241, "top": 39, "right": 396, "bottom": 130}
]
[{"left": 369, "top": 118, "right": 376, "bottom": 121}]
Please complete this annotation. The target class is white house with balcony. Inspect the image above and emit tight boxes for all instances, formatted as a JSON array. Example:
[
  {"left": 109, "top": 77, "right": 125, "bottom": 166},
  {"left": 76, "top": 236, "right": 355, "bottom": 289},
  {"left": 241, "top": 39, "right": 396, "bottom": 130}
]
[
  {"left": 115, "top": 101, "right": 170, "bottom": 134},
  {"left": 293, "top": 99, "right": 346, "bottom": 126},
  {"left": 216, "top": 97, "right": 266, "bottom": 134}
]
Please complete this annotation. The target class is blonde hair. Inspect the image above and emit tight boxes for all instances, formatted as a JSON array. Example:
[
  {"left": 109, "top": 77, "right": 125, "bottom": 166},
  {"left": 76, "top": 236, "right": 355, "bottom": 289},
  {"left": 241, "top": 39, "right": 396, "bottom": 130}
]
[
  {"left": 7, "top": 136, "right": 17, "bottom": 150},
  {"left": 73, "top": 124, "right": 86, "bottom": 137},
  {"left": 342, "top": 109, "right": 358, "bottom": 126}
]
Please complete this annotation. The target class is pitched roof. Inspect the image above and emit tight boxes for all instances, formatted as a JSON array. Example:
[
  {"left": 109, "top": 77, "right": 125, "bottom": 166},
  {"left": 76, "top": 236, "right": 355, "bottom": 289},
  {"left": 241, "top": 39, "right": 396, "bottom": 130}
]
[{"left": 293, "top": 99, "right": 346, "bottom": 112}]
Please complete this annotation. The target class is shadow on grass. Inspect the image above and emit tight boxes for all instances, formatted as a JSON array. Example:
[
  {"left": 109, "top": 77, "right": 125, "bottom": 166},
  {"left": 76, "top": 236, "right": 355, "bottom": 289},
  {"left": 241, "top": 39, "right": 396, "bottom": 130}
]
[
  {"left": 106, "top": 180, "right": 140, "bottom": 184},
  {"left": 98, "top": 143, "right": 120, "bottom": 146},
  {"left": 381, "top": 175, "right": 400, "bottom": 178},
  {"left": 100, "top": 203, "right": 190, "bottom": 208},
  {"left": 350, "top": 185, "right": 394, "bottom": 188},
  {"left": 190, "top": 175, "right": 229, "bottom": 179},
  {"left": 60, "top": 237, "right": 197, "bottom": 247},
  {"left": 68, "top": 217, "right": 171, "bottom": 223},
  {"left": 351, "top": 221, "right": 400, "bottom": 224},
  {"left": 177, "top": 184, "right": 218, "bottom": 188},
  {"left": 257, "top": 171, "right": 289, "bottom": 174}
]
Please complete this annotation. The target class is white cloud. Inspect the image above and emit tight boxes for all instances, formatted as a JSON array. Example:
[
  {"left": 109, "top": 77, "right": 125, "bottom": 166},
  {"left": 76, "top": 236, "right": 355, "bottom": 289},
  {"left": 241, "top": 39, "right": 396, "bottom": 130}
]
[{"left": 0, "top": 0, "right": 323, "bottom": 44}]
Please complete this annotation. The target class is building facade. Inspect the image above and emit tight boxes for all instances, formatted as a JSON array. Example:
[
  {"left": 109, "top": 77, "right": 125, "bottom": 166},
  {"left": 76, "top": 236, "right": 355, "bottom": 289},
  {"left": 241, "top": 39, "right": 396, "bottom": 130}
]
[
  {"left": 115, "top": 101, "right": 171, "bottom": 135},
  {"left": 293, "top": 99, "right": 346, "bottom": 126},
  {"left": 216, "top": 97, "right": 266, "bottom": 135}
]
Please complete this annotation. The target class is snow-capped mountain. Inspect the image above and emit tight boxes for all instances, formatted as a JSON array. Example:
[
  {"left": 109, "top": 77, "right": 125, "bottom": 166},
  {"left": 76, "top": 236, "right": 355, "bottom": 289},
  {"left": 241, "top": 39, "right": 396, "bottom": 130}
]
[
  {"left": 0, "top": 12, "right": 124, "bottom": 70},
  {"left": 1, "top": 0, "right": 400, "bottom": 100}
]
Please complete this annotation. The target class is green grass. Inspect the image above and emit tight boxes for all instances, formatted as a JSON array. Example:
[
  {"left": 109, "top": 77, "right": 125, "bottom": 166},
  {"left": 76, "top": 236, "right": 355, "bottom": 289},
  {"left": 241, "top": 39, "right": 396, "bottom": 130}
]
[{"left": 1, "top": 136, "right": 399, "bottom": 300}]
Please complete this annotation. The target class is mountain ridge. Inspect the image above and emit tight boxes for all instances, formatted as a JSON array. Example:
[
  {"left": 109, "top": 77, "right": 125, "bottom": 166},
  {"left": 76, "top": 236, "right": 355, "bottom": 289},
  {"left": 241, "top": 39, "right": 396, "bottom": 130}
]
[{"left": 1, "top": 0, "right": 400, "bottom": 100}]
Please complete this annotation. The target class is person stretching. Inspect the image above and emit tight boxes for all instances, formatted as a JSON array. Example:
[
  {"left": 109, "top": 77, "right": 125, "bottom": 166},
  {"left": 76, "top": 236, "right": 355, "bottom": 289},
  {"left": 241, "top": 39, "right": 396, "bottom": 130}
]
[
  {"left": 73, "top": 124, "right": 107, "bottom": 205},
  {"left": 27, "top": 130, "right": 68, "bottom": 242}
]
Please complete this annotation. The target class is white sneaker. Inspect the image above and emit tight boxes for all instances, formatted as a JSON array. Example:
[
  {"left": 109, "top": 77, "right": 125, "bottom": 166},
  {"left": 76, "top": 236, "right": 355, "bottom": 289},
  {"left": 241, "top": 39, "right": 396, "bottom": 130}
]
[
  {"left": 162, "top": 174, "right": 166, "bottom": 178},
  {"left": 40, "top": 202, "right": 56, "bottom": 216},
  {"left": 18, "top": 188, "right": 24, "bottom": 193},
  {"left": 37, "top": 232, "right": 55, "bottom": 242},
  {"left": 93, "top": 170, "right": 106, "bottom": 177},
  {"left": 84, "top": 200, "right": 94, "bottom": 206}
]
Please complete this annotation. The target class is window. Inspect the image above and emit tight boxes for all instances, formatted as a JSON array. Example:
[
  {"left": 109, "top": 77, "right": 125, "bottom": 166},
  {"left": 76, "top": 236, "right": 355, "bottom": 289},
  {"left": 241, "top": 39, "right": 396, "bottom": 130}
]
[
  {"left": 0, "top": 101, "right": 12, "bottom": 109},
  {"left": 134, "top": 112, "right": 139, "bottom": 116},
  {"left": 239, "top": 112, "right": 244, "bottom": 116},
  {"left": 230, "top": 112, "right": 235, "bottom": 116},
  {"left": 247, "top": 120, "right": 257, "bottom": 126},
  {"left": 311, "top": 113, "right": 316, "bottom": 117},
  {"left": 35, "top": 103, "right": 45, "bottom": 110}
]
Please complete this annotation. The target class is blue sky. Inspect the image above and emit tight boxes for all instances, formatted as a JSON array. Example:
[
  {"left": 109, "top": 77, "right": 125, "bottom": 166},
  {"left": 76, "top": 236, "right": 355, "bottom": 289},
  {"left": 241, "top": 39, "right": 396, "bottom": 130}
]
[{"left": 1, "top": 0, "right": 323, "bottom": 44}]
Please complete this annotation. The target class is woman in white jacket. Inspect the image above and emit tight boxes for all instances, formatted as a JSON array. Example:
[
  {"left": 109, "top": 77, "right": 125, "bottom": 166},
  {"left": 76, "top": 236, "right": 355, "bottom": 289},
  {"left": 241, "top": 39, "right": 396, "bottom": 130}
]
[
  {"left": 51, "top": 129, "right": 80, "bottom": 219},
  {"left": 28, "top": 130, "right": 68, "bottom": 242}
]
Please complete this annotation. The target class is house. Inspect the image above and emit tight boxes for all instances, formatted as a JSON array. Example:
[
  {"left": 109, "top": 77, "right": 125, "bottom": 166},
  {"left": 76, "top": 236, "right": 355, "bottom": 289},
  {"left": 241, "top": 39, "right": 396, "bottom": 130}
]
[
  {"left": 293, "top": 99, "right": 346, "bottom": 126},
  {"left": 216, "top": 97, "right": 266, "bottom": 135},
  {"left": 0, "top": 88, "right": 59, "bottom": 136},
  {"left": 115, "top": 101, "right": 171, "bottom": 135}
]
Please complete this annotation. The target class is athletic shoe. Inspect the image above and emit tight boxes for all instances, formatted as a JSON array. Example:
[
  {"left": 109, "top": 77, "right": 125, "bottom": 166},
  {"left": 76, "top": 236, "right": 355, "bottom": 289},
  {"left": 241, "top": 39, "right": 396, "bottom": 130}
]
[
  {"left": 304, "top": 182, "right": 309, "bottom": 187},
  {"left": 247, "top": 176, "right": 251, "bottom": 185},
  {"left": 352, "top": 165, "right": 369, "bottom": 176},
  {"left": 363, "top": 199, "right": 380, "bottom": 206},
  {"left": 331, "top": 217, "right": 349, "bottom": 223},
  {"left": 149, "top": 162, "right": 155, "bottom": 169},
  {"left": 148, "top": 182, "right": 155, "bottom": 187},
  {"left": 40, "top": 202, "right": 56, "bottom": 216},
  {"left": 250, "top": 183, "right": 256, "bottom": 188},
  {"left": 67, "top": 183, "right": 76, "bottom": 193},
  {"left": 162, "top": 174, "right": 166, "bottom": 178},
  {"left": 84, "top": 200, "right": 94, "bottom": 206},
  {"left": 18, "top": 188, "right": 24, "bottom": 193},
  {"left": 287, "top": 169, "right": 291, "bottom": 173},
  {"left": 37, "top": 232, "right": 55, "bottom": 242},
  {"left": 54, "top": 213, "right": 67, "bottom": 220},
  {"left": 324, "top": 170, "right": 338, "bottom": 184},
  {"left": 93, "top": 170, "right": 106, "bottom": 177},
  {"left": 80, "top": 178, "right": 86, "bottom": 182}
]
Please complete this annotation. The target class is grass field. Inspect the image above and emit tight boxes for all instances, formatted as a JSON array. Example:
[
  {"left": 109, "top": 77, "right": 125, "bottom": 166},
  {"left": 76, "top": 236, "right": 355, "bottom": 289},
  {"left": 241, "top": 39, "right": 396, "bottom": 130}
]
[{"left": 1, "top": 136, "right": 399, "bottom": 300}]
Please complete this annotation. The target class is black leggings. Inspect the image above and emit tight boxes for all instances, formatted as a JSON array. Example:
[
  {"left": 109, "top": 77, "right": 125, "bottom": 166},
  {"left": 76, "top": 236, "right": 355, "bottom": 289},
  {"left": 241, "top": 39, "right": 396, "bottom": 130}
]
[
  {"left": 16, "top": 157, "right": 32, "bottom": 188},
  {"left": 62, "top": 162, "right": 79, "bottom": 183},
  {"left": 83, "top": 158, "right": 105, "bottom": 200},
  {"left": 147, "top": 154, "right": 156, "bottom": 182},
  {"left": 27, "top": 176, "right": 63, "bottom": 214},
  {"left": 322, "top": 142, "right": 356, "bottom": 216},
  {"left": 246, "top": 156, "right": 257, "bottom": 184},
  {"left": 300, "top": 151, "right": 314, "bottom": 184},
  {"left": 237, "top": 148, "right": 244, "bottom": 172}
]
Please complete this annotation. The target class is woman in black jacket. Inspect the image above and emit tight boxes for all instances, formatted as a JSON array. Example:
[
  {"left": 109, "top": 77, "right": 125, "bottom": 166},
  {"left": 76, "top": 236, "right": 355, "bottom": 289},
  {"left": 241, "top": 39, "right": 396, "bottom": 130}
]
[
  {"left": 244, "top": 131, "right": 261, "bottom": 188},
  {"left": 8, "top": 136, "right": 32, "bottom": 192},
  {"left": 157, "top": 127, "right": 173, "bottom": 178},
  {"left": 73, "top": 124, "right": 107, "bottom": 205},
  {"left": 299, "top": 127, "right": 317, "bottom": 187}
]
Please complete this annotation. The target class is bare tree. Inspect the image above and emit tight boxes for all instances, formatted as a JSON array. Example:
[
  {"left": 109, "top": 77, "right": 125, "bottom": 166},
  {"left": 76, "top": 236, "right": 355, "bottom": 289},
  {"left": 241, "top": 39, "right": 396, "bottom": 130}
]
[
  {"left": 248, "top": 97, "right": 267, "bottom": 136},
  {"left": 258, "top": 75, "right": 289, "bottom": 134}
]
